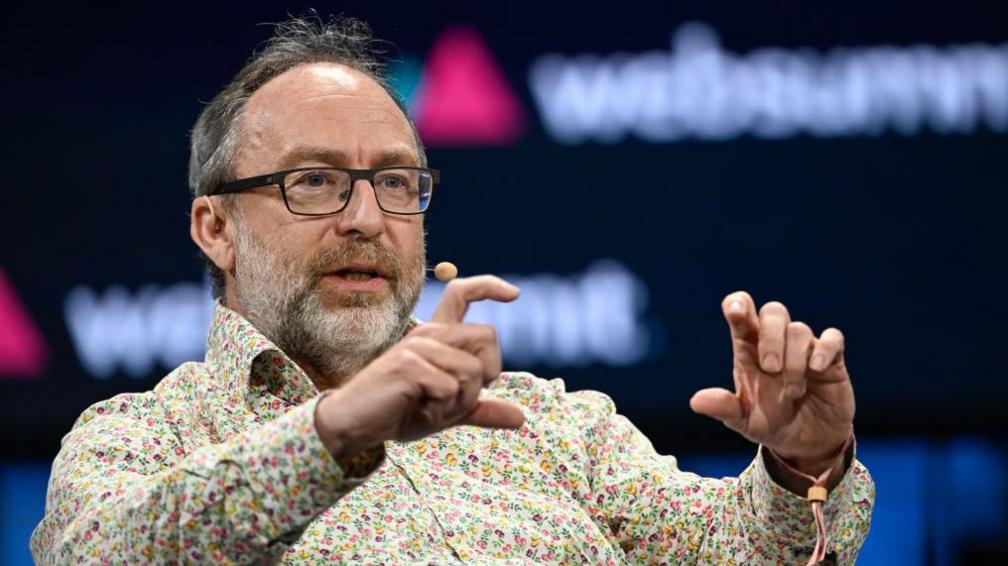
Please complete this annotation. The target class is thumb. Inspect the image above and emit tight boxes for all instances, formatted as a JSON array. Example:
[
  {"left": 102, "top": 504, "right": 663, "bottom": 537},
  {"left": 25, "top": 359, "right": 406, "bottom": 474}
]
[
  {"left": 460, "top": 398, "right": 525, "bottom": 430},
  {"left": 690, "top": 388, "right": 745, "bottom": 430}
]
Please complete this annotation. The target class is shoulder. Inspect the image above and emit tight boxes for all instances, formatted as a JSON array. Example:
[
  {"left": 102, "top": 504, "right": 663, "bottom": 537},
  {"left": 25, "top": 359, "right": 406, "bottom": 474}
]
[
  {"left": 72, "top": 361, "right": 206, "bottom": 430},
  {"left": 54, "top": 362, "right": 211, "bottom": 476}
]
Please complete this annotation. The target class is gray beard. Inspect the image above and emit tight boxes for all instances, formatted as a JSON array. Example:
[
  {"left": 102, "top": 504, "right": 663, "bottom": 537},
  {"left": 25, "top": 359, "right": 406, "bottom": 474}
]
[{"left": 232, "top": 223, "right": 424, "bottom": 384}]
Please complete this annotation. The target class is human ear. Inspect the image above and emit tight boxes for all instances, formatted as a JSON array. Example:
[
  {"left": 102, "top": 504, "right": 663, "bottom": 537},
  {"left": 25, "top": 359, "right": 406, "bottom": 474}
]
[{"left": 190, "top": 196, "right": 235, "bottom": 273}]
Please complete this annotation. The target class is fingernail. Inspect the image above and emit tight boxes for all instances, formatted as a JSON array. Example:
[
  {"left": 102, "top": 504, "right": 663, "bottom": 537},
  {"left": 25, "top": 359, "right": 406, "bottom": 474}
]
[
  {"left": 763, "top": 353, "right": 780, "bottom": 372},
  {"left": 810, "top": 355, "right": 826, "bottom": 371},
  {"left": 785, "top": 384, "right": 803, "bottom": 398},
  {"left": 729, "top": 301, "right": 743, "bottom": 314}
]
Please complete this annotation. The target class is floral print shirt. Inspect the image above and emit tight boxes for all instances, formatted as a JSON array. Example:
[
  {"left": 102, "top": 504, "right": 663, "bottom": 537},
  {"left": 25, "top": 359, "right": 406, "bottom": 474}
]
[{"left": 32, "top": 303, "right": 874, "bottom": 564}]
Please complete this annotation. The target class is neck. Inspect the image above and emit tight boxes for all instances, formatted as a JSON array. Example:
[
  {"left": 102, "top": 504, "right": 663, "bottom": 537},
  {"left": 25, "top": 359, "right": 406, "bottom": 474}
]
[
  {"left": 290, "top": 348, "right": 378, "bottom": 392},
  {"left": 292, "top": 356, "right": 343, "bottom": 391}
]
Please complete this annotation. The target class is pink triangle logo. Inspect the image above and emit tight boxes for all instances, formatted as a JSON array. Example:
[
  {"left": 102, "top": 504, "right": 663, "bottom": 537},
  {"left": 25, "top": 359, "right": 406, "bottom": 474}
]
[
  {"left": 413, "top": 27, "right": 526, "bottom": 146},
  {"left": 0, "top": 268, "right": 46, "bottom": 378}
]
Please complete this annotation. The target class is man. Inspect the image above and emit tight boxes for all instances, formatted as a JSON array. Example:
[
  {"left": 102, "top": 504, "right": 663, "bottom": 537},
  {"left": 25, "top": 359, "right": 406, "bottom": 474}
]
[{"left": 32, "top": 16, "right": 873, "bottom": 565}]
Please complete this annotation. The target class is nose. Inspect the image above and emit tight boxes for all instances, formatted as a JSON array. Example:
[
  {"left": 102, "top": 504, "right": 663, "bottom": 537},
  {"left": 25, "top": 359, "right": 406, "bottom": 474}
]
[{"left": 332, "top": 179, "right": 385, "bottom": 239}]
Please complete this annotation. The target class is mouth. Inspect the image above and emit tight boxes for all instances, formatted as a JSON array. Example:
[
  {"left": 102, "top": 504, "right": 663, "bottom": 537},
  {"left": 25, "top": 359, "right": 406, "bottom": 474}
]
[
  {"left": 334, "top": 269, "right": 380, "bottom": 281},
  {"left": 320, "top": 263, "right": 392, "bottom": 291},
  {"left": 332, "top": 262, "right": 390, "bottom": 279}
]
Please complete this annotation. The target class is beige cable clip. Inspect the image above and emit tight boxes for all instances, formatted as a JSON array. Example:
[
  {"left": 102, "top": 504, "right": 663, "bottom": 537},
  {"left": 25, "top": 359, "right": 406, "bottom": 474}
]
[{"left": 807, "top": 485, "right": 828, "bottom": 503}]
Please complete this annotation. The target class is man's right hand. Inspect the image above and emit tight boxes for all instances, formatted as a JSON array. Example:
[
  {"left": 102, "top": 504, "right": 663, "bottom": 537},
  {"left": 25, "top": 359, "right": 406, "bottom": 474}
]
[{"left": 314, "top": 275, "right": 527, "bottom": 466}]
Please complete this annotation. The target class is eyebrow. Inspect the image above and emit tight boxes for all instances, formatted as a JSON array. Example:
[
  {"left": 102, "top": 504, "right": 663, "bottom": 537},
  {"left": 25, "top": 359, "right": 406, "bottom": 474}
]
[{"left": 277, "top": 145, "right": 421, "bottom": 169}]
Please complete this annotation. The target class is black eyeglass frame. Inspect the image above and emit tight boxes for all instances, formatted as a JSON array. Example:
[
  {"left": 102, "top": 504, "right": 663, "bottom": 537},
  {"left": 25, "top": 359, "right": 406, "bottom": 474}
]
[{"left": 210, "top": 166, "right": 440, "bottom": 216}]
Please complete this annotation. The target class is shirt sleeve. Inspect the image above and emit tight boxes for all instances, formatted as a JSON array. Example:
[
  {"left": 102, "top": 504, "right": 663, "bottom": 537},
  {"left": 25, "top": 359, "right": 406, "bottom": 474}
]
[
  {"left": 30, "top": 393, "right": 384, "bottom": 565},
  {"left": 569, "top": 388, "right": 875, "bottom": 565}
]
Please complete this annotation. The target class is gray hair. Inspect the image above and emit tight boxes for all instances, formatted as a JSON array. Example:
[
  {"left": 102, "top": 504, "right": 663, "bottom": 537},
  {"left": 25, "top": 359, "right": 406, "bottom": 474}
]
[{"left": 188, "top": 14, "right": 426, "bottom": 299}]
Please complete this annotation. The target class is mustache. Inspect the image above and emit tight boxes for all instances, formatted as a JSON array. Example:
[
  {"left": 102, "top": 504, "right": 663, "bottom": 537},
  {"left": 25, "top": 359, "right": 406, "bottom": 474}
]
[{"left": 305, "top": 240, "right": 406, "bottom": 281}]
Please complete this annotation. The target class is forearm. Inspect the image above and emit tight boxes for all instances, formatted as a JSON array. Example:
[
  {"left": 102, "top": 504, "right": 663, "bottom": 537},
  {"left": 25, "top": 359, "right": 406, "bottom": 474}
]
[
  {"left": 595, "top": 435, "right": 872, "bottom": 563},
  {"left": 33, "top": 397, "right": 372, "bottom": 564},
  {"left": 745, "top": 445, "right": 875, "bottom": 564}
]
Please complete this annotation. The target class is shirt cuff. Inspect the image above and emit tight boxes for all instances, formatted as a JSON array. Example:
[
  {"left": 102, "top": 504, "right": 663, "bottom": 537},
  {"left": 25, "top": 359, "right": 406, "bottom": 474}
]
[{"left": 749, "top": 441, "right": 858, "bottom": 545}]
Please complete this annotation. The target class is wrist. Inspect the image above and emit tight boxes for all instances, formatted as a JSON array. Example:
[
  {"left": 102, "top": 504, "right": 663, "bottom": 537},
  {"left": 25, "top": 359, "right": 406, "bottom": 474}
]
[
  {"left": 780, "top": 447, "right": 846, "bottom": 477},
  {"left": 772, "top": 431, "right": 852, "bottom": 476},
  {"left": 314, "top": 390, "right": 377, "bottom": 469},
  {"left": 765, "top": 432, "right": 854, "bottom": 493}
]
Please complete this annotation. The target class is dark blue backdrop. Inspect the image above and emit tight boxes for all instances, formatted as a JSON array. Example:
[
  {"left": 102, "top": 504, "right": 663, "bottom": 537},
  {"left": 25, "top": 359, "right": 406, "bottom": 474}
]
[{"left": 2, "top": 1, "right": 1007, "bottom": 563}]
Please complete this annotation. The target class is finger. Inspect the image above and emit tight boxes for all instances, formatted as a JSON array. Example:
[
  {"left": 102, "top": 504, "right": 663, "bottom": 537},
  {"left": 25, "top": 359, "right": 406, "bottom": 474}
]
[
  {"left": 721, "top": 291, "right": 759, "bottom": 346},
  {"left": 406, "top": 337, "right": 484, "bottom": 420},
  {"left": 402, "top": 349, "right": 459, "bottom": 400},
  {"left": 689, "top": 388, "right": 745, "bottom": 432},
  {"left": 411, "top": 356, "right": 460, "bottom": 424},
  {"left": 783, "top": 321, "right": 813, "bottom": 398},
  {"left": 430, "top": 275, "right": 520, "bottom": 324},
  {"left": 757, "top": 301, "right": 790, "bottom": 373},
  {"left": 810, "top": 327, "right": 845, "bottom": 375},
  {"left": 410, "top": 323, "right": 502, "bottom": 385},
  {"left": 460, "top": 398, "right": 525, "bottom": 430}
]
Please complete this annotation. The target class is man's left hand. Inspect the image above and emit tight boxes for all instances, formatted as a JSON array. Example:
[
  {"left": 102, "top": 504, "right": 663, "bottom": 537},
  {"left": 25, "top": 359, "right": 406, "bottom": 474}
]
[{"left": 690, "top": 291, "right": 855, "bottom": 476}]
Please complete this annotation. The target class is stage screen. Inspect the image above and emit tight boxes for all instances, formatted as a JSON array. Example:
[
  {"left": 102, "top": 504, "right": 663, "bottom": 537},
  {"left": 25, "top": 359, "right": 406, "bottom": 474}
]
[{"left": 2, "top": 0, "right": 1006, "bottom": 457}]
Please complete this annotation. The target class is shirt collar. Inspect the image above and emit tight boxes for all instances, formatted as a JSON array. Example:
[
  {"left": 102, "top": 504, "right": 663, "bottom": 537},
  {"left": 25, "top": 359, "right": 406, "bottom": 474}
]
[
  {"left": 203, "top": 301, "right": 422, "bottom": 406},
  {"left": 204, "top": 301, "right": 319, "bottom": 406}
]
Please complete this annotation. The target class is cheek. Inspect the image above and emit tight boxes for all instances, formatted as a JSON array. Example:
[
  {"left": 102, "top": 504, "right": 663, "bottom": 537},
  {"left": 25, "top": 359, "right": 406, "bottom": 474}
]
[
  {"left": 247, "top": 223, "right": 324, "bottom": 272},
  {"left": 237, "top": 194, "right": 301, "bottom": 238},
  {"left": 387, "top": 218, "right": 425, "bottom": 261}
]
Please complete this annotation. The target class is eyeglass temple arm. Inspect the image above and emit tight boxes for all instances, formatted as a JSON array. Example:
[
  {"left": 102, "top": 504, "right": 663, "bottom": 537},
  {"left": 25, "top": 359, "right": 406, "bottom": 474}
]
[{"left": 210, "top": 173, "right": 282, "bottom": 196}]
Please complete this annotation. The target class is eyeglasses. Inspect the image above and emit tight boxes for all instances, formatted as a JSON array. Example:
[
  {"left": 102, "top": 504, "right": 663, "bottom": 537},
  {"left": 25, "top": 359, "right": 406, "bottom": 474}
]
[{"left": 210, "top": 166, "right": 440, "bottom": 215}]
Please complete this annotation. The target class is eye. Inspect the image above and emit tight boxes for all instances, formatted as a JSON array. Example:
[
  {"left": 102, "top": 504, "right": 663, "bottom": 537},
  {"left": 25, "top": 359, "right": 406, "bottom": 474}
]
[
  {"left": 379, "top": 175, "right": 405, "bottom": 189},
  {"left": 288, "top": 170, "right": 339, "bottom": 189},
  {"left": 305, "top": 172, "right": 328, "bottom": 187}
]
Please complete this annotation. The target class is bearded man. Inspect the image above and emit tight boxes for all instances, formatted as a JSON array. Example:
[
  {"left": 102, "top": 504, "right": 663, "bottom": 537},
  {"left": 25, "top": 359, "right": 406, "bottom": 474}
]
[{"left": 32, "top": 16, "right": 874, "bottom": 565}]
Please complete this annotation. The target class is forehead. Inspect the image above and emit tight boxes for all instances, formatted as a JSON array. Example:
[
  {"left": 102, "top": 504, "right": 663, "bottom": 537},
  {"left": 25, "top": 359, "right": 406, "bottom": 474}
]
[{"left": 238, "top": 63, "right": 417, "bottom": 168}]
